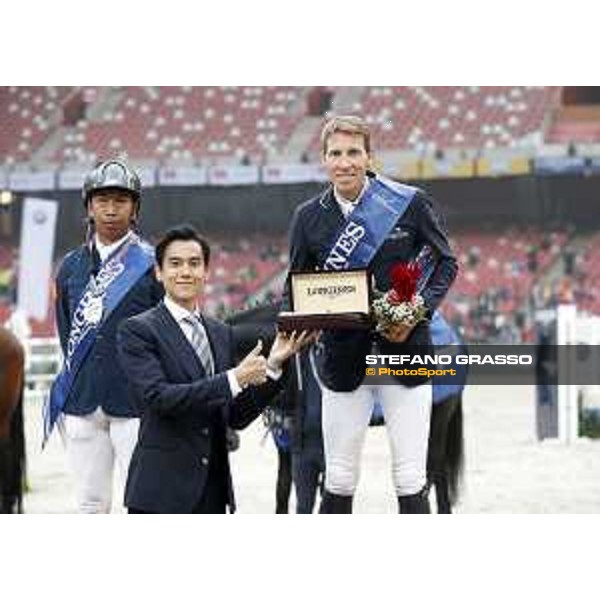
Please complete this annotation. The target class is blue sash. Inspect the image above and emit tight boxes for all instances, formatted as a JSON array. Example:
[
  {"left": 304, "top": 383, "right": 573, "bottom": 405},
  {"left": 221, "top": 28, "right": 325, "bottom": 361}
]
[
  {"left": 322, "top": 175, "right": 418, "bottom": 271},
  {"left": 415, "top": 245, "right": 437, "bottom": 294},
  {"left": 431, "top": 312, "right": 468, "bottom": 404},
  {"left": 43, "top": 235, "right": 154, "bottom": 446}
]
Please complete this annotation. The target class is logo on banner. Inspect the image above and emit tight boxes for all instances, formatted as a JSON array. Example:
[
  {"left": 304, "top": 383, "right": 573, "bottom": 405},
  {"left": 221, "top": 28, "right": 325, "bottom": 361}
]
[{"left": 33, "top": 209, "right": 48, "bottom": 225}]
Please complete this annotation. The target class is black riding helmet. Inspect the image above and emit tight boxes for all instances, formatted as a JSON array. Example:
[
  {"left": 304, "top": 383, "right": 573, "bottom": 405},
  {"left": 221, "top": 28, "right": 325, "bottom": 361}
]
[{"left": 82, "top": 159, "right": 141, "bottom": 210}]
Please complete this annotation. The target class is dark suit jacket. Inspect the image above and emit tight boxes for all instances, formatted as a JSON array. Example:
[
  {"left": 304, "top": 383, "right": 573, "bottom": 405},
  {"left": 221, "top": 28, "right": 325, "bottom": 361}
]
[
  {"left": 117, "top": 301, "right": 281, "bottom": 513},
  {"left": 287, "top": 174, "right": 458, "bottom": 391},
  {"left": 55, "top": 242, "right": 164, "bottom": 418}
]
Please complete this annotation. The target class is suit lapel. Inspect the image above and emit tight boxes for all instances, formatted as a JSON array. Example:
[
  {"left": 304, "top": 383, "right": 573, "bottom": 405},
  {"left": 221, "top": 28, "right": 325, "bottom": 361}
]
[
  {"left": 320, "top": 187, "right": 345, "bottom": 233},
  {"left": 201, "top": 316, "right": 232, "bottom": 426},
  {"left": 155, "top": 302, "right": 204, "bottom": 380}
]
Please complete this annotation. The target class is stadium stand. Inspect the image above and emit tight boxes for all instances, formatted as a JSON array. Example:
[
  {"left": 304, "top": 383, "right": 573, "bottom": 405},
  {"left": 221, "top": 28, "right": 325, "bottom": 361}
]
[
  {"left": 4, "top": 86, "right": 600, "bottom": 344},
  {"left": 547, "top": 106, "right": 600, "bottom": 143},
  {"left": 307, "top": 86, "right": 560, "bottom": 158},
  {"left": 568, "top": 237, "right": 600, "bottom": 315},
  {"left": 2, "top": 86, "right": 563, "bottom": 167},
  {"left": 444, "top": 228, "right": 570, "bottom": 342},
  {"left": 0, "top": 87, "right": 71, "bottom": 164},
  {"left": 51, "top": 87, "right": 308, "bottom": 165},
  {"left": 202, "top": 235, "right": 288, "bottom": 316}
]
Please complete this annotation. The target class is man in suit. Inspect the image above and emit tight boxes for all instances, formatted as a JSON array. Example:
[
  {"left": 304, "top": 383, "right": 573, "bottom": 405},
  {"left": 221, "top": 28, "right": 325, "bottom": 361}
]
[
  {"left": 48, "top": 159, "right": 163, "bottom": 513},
  {"left": 286, "top": 115, "right": 458, "bottom": 513},
  {"left": 117, "top": 225, "right": 310, "bottom": 513}
]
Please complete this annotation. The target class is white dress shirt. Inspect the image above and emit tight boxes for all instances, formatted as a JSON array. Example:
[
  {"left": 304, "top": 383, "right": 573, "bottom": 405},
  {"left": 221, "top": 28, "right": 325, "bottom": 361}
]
[
  {"left": 95, "top": 231, "right": 133, "bottom": 263},
  {"left": 163, "top": 295, "right": 243, "bottom": 397},
  {"left": 333, "top": 178, "right": 369, "bottom": 218},
  {"left": 163, "top": 296, "right": 282, "bottom": 398}
]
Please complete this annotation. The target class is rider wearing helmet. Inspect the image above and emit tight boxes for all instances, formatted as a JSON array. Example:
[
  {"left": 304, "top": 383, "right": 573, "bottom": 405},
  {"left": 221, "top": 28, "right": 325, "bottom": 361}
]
[
  {"left": 50, "top": 159, "right": 163, "bottom": 513},
  {"left": 83, "top": 160, "right": 141, "bottom": 204},
  {"left": 82, "top": 159, "right": 142, "bottom": 241}
]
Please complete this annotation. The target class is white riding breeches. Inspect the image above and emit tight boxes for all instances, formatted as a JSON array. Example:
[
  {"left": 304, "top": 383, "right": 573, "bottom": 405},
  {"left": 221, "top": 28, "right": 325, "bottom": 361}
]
[
  {"left": 61, "top": 407, "right": 139, "bottom": 513},
  {"left": 321, "top": 382, "right": 432, "bottom": 497}
]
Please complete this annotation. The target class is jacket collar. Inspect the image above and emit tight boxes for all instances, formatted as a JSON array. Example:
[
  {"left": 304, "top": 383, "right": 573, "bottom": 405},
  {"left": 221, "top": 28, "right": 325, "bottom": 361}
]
[
  {"left": 319, "top": 171, "right": 376, "bottom": 225},
  {"left": 318, "top": 186, "right": 345, "bottom": 232},
  {"left": 155, "top": 301, "right": 229, "bottom": 379},
  {"left": 155, "top": 302, "right": 205, "bottom": 380}
]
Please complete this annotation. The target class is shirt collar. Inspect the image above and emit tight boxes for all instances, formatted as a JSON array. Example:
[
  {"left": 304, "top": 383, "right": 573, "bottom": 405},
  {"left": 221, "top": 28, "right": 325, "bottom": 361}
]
[
  {"left": 163, "top": 295, "right": 200, "bottom": 324},
  {"left": 94, "top": 230, "right": 133, "bottom": 262},
  {"left": 333, "top": 177, "right": 369, "bottom": 217}
]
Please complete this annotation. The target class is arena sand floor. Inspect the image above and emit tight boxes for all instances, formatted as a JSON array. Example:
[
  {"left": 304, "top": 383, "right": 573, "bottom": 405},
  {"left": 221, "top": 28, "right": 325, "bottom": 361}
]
[{"left": 22, "top": 385, "right": 600, "bottom": 513}]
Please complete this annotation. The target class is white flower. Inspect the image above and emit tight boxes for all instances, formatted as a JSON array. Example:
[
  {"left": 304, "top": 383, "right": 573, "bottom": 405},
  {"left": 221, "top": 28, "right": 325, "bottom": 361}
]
[{"left": 372, "top": 292, "right": 428, "bottom": 331}]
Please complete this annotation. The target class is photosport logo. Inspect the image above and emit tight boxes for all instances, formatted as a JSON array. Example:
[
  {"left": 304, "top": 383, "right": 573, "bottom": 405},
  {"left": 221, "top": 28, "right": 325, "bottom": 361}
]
[{"left": 363, "top": 345, "right": 600, "bottom": 385}]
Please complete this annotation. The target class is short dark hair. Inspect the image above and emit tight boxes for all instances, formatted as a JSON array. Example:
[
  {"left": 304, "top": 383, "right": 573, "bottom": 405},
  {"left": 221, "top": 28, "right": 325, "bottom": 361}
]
[{"left": 155, "top": 224, "right": 211, "bottom": 268}]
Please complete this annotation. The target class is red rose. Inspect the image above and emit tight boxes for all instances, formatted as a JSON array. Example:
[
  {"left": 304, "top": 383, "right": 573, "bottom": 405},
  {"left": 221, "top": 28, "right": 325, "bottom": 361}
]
[{"left": 389, "top": 262, "right": 421, "bottom": 303}]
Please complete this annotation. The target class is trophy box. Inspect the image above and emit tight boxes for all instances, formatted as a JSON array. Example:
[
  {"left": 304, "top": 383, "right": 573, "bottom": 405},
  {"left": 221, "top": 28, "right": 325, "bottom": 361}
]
[{"left": 277, "top": 269, "right": 372, "bottom": 332}]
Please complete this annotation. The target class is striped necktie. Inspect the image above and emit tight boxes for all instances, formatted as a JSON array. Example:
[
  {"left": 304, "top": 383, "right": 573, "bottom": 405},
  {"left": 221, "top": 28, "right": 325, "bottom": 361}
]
[{"left": 184, "top": 315, "right": 214, "bottom": 376}]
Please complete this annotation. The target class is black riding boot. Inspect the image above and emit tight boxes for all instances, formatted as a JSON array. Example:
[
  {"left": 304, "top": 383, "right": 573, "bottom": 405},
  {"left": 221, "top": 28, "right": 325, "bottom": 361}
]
[
  {"left": 318, "top": 490, "right": 354, "bottom": 514},
  {"left": 398, "top": 486, "right": 431, "bottom": 514},
  {"left": 431, "top": 474, "right": 452, "bottom": 514}
]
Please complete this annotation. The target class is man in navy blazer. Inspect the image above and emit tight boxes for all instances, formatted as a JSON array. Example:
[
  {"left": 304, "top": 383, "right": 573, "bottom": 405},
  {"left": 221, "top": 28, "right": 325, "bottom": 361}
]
[
  {"left": 118, "top": 225, "right": 310, "bottom": 513},
  {"left": 286, "top": 116, "right": 458, "bottom": 513}
]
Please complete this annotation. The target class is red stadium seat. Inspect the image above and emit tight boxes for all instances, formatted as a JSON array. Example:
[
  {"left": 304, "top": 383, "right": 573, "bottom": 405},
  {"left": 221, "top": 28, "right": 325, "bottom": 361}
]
[{"left": 0, "top": 86, "right": 71, "bottom": 163}]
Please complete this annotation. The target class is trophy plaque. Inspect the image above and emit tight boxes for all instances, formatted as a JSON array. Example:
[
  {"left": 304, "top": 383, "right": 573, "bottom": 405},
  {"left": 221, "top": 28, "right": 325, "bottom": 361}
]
[{"left": 277, "top": 269, "right": 372, "bottom": 331}]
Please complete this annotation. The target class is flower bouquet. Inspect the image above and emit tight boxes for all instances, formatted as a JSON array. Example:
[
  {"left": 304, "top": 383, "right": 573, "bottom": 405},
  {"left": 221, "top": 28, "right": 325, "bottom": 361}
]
[{"left": 371, "top": 262, "right": 429, "bottom": 333}]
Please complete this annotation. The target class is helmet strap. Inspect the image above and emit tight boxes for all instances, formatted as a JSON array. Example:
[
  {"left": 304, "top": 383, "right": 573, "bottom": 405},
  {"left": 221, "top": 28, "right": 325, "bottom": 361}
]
[{"left": 85, "top": 216, "right": 95, "bottom": 245}]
